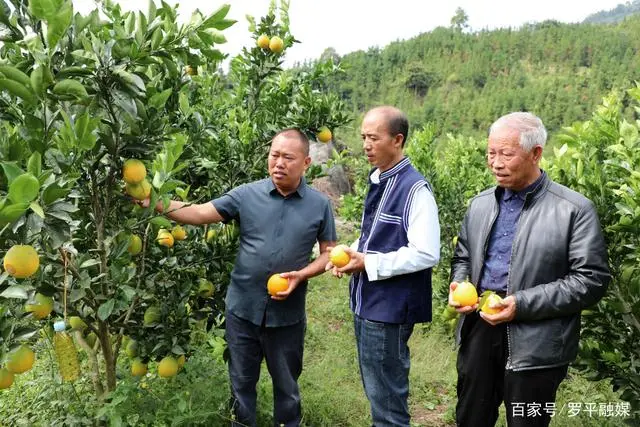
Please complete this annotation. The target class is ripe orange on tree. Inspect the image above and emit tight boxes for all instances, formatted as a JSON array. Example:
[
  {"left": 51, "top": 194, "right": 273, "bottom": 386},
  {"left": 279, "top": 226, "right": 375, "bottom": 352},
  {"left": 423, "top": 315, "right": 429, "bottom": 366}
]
[
  {"left": 317, "top": 126, "right": 332, "bottom": 143},
  {"left": 125, "top": 179, "right": 151, "bottom": 201},
  {"left": 257, "top": 34, "right": 270, "bottom": 49},
  {"left": 269, "top": 36, "right": 284, "bottom": 53},
  {"left": 122, "top": 159, "right": 146, "bottom": 184},
  {"left": 158, "top": 356, "right": 179, "bottom": 378},
  {"left": 5, "top": 345, "right": 35, "bottom": 374},
  {"left": 25, "top": 293, "right": 53, "bottom": 320},
  {"left": 3, "top": 244, "right": 39, "bottom": 279},
  {"left": 0, "top": 368, "right": 14, "bottom": 389}
]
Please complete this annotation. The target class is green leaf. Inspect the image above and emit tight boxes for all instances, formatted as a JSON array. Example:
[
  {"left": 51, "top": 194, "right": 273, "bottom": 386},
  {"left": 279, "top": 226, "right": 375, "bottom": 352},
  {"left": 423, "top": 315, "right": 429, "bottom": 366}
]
[
  {"left": 0, "top": 78, "right": 36, "bottom": 104},
  {"left": 210, "top": 19, "right": 236, "bottom": 31},
  {"left": 97, "top": 299, "right": 115, "bottom": 321},
  {"left": 79, "top": 259, "right": 101, "bottom": 269},
  {"left": 12, "top": 326, "right": 39, "bottom": 341},
  {"left": 1, "top": 162, "right": 25, "bottom": 184},
  {"left": 0, "top": 285, "right": 29, "bottom": 299},
  {"left": 42, "top": 183, "right": 71, "bottom": 205},
  {"left": 8, "top": 173, "right": 40, "bottom": 204},
  {"left": 0, "top": 65, "right": 32, "bottom": 87},
  {"left": 46, "top": 0, "right": 73, "bottom": 50},
  {"left": 69, "top": 288, "right": 86, "bottom": 302},
  {"left": 55, "top": 66, "right": 94, "bottom": 79},
  {"left": 29, "top": 0, "right": 61, "bottom": 20},
  {"left": 148, "top": 88, "right": 172, "bottom": 110},
  {"left": 150, "top": 216, "right": 172, "bottom": 229},
  {"left": 74, "top": 113, "right": 98, "bottom": 150},
  {"left": 27, "top": 152, "right": 42, "bottom": 176},
  {"left": 29, "top": 202, "right": 45, "bottom": 218},
  {"left": 178, "top": 91, "right": 190, "bottom": 115},
  {"left": 0, "top": 202, "right": 29, "bottom": 225},
  {"left": 53, "top": 79, "right": 88, "bottom": 99},
  {"left": 208, "top": 4, "right": 230, "bottom": 23}
]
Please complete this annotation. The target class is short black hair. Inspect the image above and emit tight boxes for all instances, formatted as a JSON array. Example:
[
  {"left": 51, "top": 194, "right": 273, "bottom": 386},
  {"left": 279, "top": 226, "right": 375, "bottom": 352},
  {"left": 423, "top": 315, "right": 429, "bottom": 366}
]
[
  {"left": 272, "top": 128, "right": 310, "bottom": 156},
  {"left": 367, "top": 106, "right": 409, "bottom": 146},
  {"left": 388, "top": 111, "right": 409, "bottom": 147}
]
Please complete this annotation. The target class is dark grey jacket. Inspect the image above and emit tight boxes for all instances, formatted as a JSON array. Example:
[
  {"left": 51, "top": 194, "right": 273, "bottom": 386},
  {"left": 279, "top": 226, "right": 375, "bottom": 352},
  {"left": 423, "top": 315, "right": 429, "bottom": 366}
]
[{"left": 451, "top": 173, "right": 610, "bottom": 371}]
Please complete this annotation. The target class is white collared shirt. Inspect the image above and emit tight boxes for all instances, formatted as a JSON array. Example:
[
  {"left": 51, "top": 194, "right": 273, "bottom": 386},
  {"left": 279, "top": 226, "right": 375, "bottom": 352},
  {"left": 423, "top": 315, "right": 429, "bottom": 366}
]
[{"left": 352, "top": 168, "right": 440, "bottom": 281}]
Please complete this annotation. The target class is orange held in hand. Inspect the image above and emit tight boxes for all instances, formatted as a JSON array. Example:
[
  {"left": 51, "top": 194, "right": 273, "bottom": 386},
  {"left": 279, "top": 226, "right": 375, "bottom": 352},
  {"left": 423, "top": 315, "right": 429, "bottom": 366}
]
[
  {"left": 480, "top": 292, "right": 504, "bottom": 315},
  {"left": 452, "top": 281, "right": 478, "bottom": 307},
  {"left": 267, "top": 274, "right": 288, "bottom": 296},
  {"left": 330, "top": 245, "right": 351, "bottom": 268}
]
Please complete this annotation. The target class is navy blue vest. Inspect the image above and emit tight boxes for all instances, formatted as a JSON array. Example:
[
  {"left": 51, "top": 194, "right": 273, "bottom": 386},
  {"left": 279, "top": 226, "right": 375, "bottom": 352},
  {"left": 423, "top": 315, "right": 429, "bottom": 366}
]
[{"left": 350, "top": 158, "right": 433, "bottom": 324}]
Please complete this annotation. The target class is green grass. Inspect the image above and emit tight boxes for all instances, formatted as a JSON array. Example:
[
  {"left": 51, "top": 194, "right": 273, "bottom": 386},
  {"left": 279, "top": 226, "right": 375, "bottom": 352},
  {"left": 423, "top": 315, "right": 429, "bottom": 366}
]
[
  {"left": 255, "top": 270, "right": 626, "bottom": 427},
  {"left": 1, "top": 259, "right": 628, "bottom": 426}
]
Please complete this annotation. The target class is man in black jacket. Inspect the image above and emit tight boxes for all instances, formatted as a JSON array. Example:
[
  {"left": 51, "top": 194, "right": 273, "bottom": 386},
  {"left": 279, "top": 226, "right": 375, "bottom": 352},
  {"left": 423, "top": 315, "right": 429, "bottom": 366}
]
[{"left": 449, "top": 112, "right": 610, "bottom": 427}]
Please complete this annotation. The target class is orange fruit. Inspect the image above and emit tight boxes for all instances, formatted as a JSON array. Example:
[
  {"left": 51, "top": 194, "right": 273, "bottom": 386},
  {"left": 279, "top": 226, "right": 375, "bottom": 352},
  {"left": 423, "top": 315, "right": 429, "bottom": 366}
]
[
  {"left": 451, "top": 281, "right": 478, "bottom": 307},
  {"left": 128, "top": 234, "right": 142, "bottom": 255},
  {"left": 126, "top": 179, "right": 151, "bottom": 201},
  {"left": 6, "top": 345, "right": 35, "bottom": 374},
  {"left": 171, "top": 225, "right": 187, "bottom": 241},
  {"left": 158, "top": 356, "right": 179, "bottom": 378},
  {"left": 269, "top": 36, "right": 284, "bottom": 53},
  {"left": 177, "top": 354, "right": 186, "bottom": 370},
  {"left": 131, "top": 358, "right": 147, "bottom": 376},
  {"left": 330, "top": 245, "right": 350, "bottom": 268},
  {"left": 267, "top": 274, "right": 288, "bottom": 296},
  {"left": 185, "top": 65, "right": 197, "bottom": 76},
  {"left": 317, "top": 126, "right": 332, "bottom": 143},
  {"left": 156, "top": 230, "right": 174, "bottom": 248},
  {"left": 480, "top": 293, "right": 504, "bottom": 315},
  {"left": 257, "top": 34, "right": 270, "bottom": 49},
  {"left": 122, "top": 159, "right": 146, "bottom": 184},
  {"left": 4, "top": 244, "right": 39, "bottom": 279},
  {"left": 25, "top": 293, "right": 53, "bottom": 320},
  {"left": 0, "top": 368, "right": 14, "bottom": 389}
]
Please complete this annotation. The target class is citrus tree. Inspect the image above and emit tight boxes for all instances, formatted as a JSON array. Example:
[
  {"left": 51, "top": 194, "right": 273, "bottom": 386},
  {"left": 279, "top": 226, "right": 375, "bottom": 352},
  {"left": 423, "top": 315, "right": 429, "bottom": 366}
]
[
  {"left": 542, "top": 87, "right": 640, "bottom": 421},
  {"left": 0, "top": 0, "right": 237, "bottom": 398},
  {"left": 0, "top": 0, "right": 350, "bottom": 406}
]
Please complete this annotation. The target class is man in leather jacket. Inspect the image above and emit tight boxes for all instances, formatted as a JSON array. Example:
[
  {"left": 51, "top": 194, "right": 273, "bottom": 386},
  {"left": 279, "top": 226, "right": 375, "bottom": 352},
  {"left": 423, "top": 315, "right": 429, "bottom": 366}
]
[{"left": 448, "top": 112, "right": 610, "bottom": 427}]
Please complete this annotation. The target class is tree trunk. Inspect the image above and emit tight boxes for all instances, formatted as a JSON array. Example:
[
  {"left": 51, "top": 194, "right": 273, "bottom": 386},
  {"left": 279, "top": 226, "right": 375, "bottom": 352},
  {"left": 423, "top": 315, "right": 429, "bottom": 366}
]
[
  {"left": 99, "top": 322, "right": 117, "bottom": 392},
  {"left": 73, "top": 331, "right": 105, "bottom": 399}
]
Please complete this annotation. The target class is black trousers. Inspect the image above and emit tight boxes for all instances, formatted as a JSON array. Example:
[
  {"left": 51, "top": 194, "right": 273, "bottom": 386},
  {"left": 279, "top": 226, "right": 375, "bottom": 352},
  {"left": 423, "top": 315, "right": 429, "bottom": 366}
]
[
  {"left": 225, "top": 311, "right": 305, "bottom": 427},
  {"left": 456, "top": 312, "right": 568, "bottom": 427}
]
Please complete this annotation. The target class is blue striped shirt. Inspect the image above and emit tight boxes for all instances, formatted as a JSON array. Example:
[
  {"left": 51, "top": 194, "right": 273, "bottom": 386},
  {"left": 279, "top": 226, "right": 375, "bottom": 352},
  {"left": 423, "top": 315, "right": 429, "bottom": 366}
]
[{"left": 480, "top": 173, "right": 545, "bottom": 292}]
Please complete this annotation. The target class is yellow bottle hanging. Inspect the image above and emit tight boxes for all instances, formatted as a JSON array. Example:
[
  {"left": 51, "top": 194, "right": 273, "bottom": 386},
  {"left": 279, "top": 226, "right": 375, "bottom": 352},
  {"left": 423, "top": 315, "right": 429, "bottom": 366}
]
[{"left": 53, "top": 320, "right": 80, "bottom": 382}]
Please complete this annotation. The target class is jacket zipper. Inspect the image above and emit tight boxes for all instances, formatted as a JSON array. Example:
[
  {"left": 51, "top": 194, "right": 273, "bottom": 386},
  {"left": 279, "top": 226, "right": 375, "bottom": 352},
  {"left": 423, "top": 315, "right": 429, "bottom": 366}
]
[{"left": 505, "top": 195, "right": 532, "bottom": 370}]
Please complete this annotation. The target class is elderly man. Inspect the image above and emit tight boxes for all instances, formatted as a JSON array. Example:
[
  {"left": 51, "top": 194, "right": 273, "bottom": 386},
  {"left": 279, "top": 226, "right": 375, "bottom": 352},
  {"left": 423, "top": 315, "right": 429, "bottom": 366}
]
[
  {"left": 329, "top": 106, "right": 440, "bottom": 427},
  {"left": 449, "top": 112, "right": 610, "bottom": 427},
  {"left": 143, "top": 129, "right": 336, "bottom": 427}
]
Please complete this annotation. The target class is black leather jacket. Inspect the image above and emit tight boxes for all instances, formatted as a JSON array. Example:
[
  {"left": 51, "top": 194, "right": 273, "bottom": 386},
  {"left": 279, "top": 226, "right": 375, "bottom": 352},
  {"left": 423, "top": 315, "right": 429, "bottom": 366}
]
[{"left": 451, "top": 173, "right": 610, "bottom": 371}]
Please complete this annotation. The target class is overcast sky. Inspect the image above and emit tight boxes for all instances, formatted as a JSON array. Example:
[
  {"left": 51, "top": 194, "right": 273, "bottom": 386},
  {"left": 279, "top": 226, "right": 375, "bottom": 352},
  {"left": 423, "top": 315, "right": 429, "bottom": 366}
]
[{"left": 73, "top": 0, "right": 625, "bottom": 66}]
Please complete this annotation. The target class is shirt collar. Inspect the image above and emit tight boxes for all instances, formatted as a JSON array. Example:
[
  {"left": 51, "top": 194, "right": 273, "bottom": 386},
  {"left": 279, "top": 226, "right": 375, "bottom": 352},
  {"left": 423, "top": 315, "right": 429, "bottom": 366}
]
[
  {"left": 376, "top": 157, "right": 411, "bottom": 182},
  {"left": 268, "top": 177, "right": 307, "bottom": 198},
  {"left": 503, "top": 171, "right": 545, "bottom": 201}
]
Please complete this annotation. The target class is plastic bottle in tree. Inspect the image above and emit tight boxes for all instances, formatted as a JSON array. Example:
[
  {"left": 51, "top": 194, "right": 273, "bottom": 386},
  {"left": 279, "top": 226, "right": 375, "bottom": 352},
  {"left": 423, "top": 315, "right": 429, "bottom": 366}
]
[{"left": 53, "top": 320, "right": 80, "bottom": 382}]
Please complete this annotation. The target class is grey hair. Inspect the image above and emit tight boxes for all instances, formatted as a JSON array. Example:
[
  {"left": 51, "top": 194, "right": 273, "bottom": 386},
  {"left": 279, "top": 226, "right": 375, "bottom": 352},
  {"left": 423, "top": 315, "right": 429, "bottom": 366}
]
[{"left": 489, "top": 112, "right": 547, "bottom": 151}]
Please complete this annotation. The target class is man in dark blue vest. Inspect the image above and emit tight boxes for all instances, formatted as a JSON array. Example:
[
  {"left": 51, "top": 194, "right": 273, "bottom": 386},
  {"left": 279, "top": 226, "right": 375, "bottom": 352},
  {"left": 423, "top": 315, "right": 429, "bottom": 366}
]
[{"left": 328, "top": 106, "right": 441, "bottom": 426}]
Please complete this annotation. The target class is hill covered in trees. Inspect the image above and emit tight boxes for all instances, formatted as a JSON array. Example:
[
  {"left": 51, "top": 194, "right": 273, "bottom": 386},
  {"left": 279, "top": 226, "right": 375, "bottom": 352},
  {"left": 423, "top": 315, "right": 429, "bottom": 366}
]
[
  {"left": 584, "top": 0, "right": 640, "bottom": 24},
  {"left": 317, "top": 15, "right": 640, "bottom": 140}
]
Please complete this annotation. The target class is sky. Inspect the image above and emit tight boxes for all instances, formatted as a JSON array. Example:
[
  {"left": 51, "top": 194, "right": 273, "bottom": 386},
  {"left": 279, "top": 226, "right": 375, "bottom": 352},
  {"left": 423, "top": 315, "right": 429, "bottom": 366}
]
[{"left": 73, "top": 0, "right": 625, "bottom": 67}]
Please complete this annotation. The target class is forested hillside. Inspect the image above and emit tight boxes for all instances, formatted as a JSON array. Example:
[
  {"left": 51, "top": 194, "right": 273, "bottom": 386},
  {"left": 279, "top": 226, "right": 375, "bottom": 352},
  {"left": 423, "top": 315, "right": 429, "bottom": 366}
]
[
  {"left": 584, "top": 0, "right": 640, "bottom": 24},
  {"left": 319, "top": 16, "right": 640, "bottom": 140}
]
